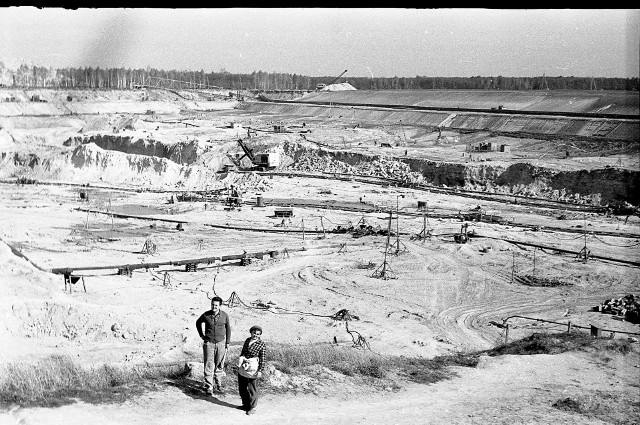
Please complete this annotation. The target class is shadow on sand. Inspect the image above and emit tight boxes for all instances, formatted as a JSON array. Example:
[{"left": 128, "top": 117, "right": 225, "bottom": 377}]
[{"left": 166, "top": 378, "right": 241, "bottom": 410}]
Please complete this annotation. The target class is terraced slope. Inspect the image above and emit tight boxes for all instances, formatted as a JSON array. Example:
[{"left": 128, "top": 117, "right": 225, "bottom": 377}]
[
  {"left": 299, "top": 90, "right": 639, "bottom": 116},
  {"left": 245, "top": 101, "right": 640, "bottom": 142}
]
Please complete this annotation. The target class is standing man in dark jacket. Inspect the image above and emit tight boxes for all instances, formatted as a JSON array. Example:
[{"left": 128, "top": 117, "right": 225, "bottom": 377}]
[{"left": 196, "top": 296, "right": 231, "bottom": 395}]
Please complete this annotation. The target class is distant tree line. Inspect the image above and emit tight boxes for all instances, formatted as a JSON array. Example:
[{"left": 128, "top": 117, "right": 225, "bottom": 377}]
[
  {"left": 1, "top": 62, "right": 637, "bottom": 91},
  {"left": 360, "top": 75, "right": 638, "bottom": 91}
]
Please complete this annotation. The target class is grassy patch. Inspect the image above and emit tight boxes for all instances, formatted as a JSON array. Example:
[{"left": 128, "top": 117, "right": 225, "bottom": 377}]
[
  {"left": 552, "top": 390, "right": 640, "bottom": 425},
  {"left": 552, "top": 397, "right": 583, "bottom": 412},
  {"left": 0, "top": 355, "right": 188, "bottom": 408},
  {"left": 484, "top": 332, "right": 634, "bottom": 356},
  {"left": 263, "top": 343, "right": 479, "bottom": 385},
  {"left": 5, "top": 333, "right": 634, "bottom": 407},
  {"left": 389, "top": 352, "right": 481, "bottom": 385},
  {"left": 255, "top": 333, "right": 632, "bottom": 387},
  {"left": 265, "top": 343, "right": 387, "bottom": 378},
  {"left": 518, "top": 274, "right": 572, "bottom": 287}
]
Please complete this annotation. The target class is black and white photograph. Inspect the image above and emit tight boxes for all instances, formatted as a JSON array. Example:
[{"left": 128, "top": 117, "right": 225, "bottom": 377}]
[{"left": 0, "top": 7, "right": 638, "bottom": 424}]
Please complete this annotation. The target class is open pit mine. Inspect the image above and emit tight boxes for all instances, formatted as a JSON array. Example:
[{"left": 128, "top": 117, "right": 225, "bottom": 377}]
[{"left": 0, "top": 84, "right": 638, "bottom": 422}]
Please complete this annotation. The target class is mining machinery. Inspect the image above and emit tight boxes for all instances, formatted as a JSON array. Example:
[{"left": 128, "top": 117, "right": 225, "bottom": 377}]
[
  {"left": 226, "top": 139, "right": 279, "bottom": 171},
  {"left": 316, "top": 69, "right": 348, "bottom": 91}
]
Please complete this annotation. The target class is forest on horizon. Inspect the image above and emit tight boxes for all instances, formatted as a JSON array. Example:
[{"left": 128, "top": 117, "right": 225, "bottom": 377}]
[{"left": 1, "top": 62, "right": 638, "bottom": 91}]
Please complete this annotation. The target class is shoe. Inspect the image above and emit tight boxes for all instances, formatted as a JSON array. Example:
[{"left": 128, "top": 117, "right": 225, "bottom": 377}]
[
  {"left": 205, "top": 387, "right": 214, "bottom": 396},
  {"left": 246, "top": 409, "right": 255, "bottom": 415},
  {"left": 216, "top": 385, "right": 225, "bottom": 394}
]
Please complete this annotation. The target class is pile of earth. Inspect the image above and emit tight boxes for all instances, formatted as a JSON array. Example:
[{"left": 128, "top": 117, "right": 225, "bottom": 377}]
[
  {"left": 219, "top": 171, "right": 275, "bottom": 193},
  {"left": 286, "top": 147, "right": 425, "bottom": 183}
]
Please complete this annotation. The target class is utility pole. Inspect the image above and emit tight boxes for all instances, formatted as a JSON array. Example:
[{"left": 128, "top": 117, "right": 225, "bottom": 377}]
[
  {"left": 385, "top": 212, "right": 392, "bottom": 260},
  {"left": 396, "top": 197, "right": 400, "bottom": 251},
  {"left": 578, "top": 212, "right": 589, "bottom": 263},
  {"left": 85, "top": 196, "right": 90, "bottom": 231},
  {"left": 395, "top": 194, "right": 405, "bottom": 254},
  {"left": 109, "top": 196, "right": 114, "bottom": 236},
  {"left": 373, "top": 211, "right": 396, "bottom": 280},
  {"left": 532, "top": 247, "right": 537, "bottom": 280},
  {"left": 399, "top": 120, "right": 407, "bottom": 144},
  {"left": 423, "top": 205, "right": 427, "bottom": 231},
  {"left": 317, "top": 216, "right": 326, "bottom": 238},
  {"left": 416, "top": 200, "right": 431, "bottom": 241},
  {"left": 511, "top": 252, "right": 515, "bottom": 284}
]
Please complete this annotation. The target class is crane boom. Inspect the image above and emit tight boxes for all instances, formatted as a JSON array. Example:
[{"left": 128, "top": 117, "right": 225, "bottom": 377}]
[
  {"left": 327, "top": 70, "right": 348, "bottom": 86},
  {"left": 237, "top": 139, "right": 255, "bottom": 162},
  {"left": 316, "top": 70, "right": 348, "bottom": 90}
]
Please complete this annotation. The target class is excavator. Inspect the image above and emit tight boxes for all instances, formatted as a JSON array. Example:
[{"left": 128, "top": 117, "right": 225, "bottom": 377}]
[
  {"left": 226, "top": 139, "right": 279, "bottom": 171},
  {"left": 316, "top": 70, "right": 347, "bottom": 91}
]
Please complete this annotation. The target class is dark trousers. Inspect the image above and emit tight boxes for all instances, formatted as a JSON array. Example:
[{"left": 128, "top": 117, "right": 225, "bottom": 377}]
[{"left": 238, "top": 374, "right": 258, "bottom": 410}]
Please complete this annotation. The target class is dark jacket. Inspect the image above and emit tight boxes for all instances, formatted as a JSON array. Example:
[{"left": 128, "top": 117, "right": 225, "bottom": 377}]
[{"left": 196, "top": 310, "right": 231, "bottom": 344}]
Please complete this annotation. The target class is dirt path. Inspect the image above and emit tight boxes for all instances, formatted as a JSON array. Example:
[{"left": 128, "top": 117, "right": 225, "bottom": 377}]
[{"left": 2, "top": 351, "right": 637, "bottom": 425}]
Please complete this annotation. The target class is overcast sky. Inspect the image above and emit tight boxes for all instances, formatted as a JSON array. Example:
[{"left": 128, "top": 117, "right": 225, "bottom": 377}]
[{"left": 1, "top": 8, "right": 638, "bottom": 78}]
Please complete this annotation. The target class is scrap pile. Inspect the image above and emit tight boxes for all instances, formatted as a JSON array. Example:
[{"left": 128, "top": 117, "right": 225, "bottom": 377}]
[
  {"left": 461, "top": 206, "right": 505, "bottom": 224},
  {"left": 174, "top": 190, "right": 223, "bottom": 202},
  {"left": 357, "top": 157, "right": 422, "bottom": 182},
  {"left": 290, "top": 150, "right": 424, "bottom": 183},
  {"left": 598, "top": 294, "right": 640, "bottom": 324},
  {"left": 291, "top": 150, "right": 357, "bottom": 174},
  {"left": 334, "top": 223, "right": 388, "bottom": 238},
  {"left": 221, "top": 171, "right": 274, "bottom": 193}
]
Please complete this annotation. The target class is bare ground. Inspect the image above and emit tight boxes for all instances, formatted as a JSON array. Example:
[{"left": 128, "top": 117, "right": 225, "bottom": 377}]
[{"left": 0, "top": 90, "right": 639, "bottom": 424}]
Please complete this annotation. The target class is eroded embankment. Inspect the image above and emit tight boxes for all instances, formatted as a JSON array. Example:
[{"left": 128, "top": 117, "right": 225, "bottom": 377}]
[
  {"left": 68, "top": 143, "right": 222, "bottom": 188},
  {"left": 402, "top": 157, "right": 637, "bottom": 205},
  {"left": 549, "top": 167, "right": 640, "bottom": 205},
  {"left": 3, "top": 132, "right": 638, "bottom": 205},
  {"left": 62, "top": 137, "right": 640, "bottom": 205},
  {"left": 283, "top": 143, "right": 640, "bottom": 205},
  {"left": 65, "top": 134, "right": 202, "bottom": 164}
]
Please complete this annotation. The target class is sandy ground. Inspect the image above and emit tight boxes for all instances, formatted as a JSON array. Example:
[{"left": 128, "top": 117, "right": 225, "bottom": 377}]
[{"left": 0, "top": 91, "right": 639, "bottom": 424}]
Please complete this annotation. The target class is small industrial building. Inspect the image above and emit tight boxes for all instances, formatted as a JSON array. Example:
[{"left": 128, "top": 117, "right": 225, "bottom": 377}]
[
  {"left": 470, "top": 142, "right": 511, "bottom": 153},
  {"left": 274, "top": 207, "right": 294, "bottom": 217}
]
